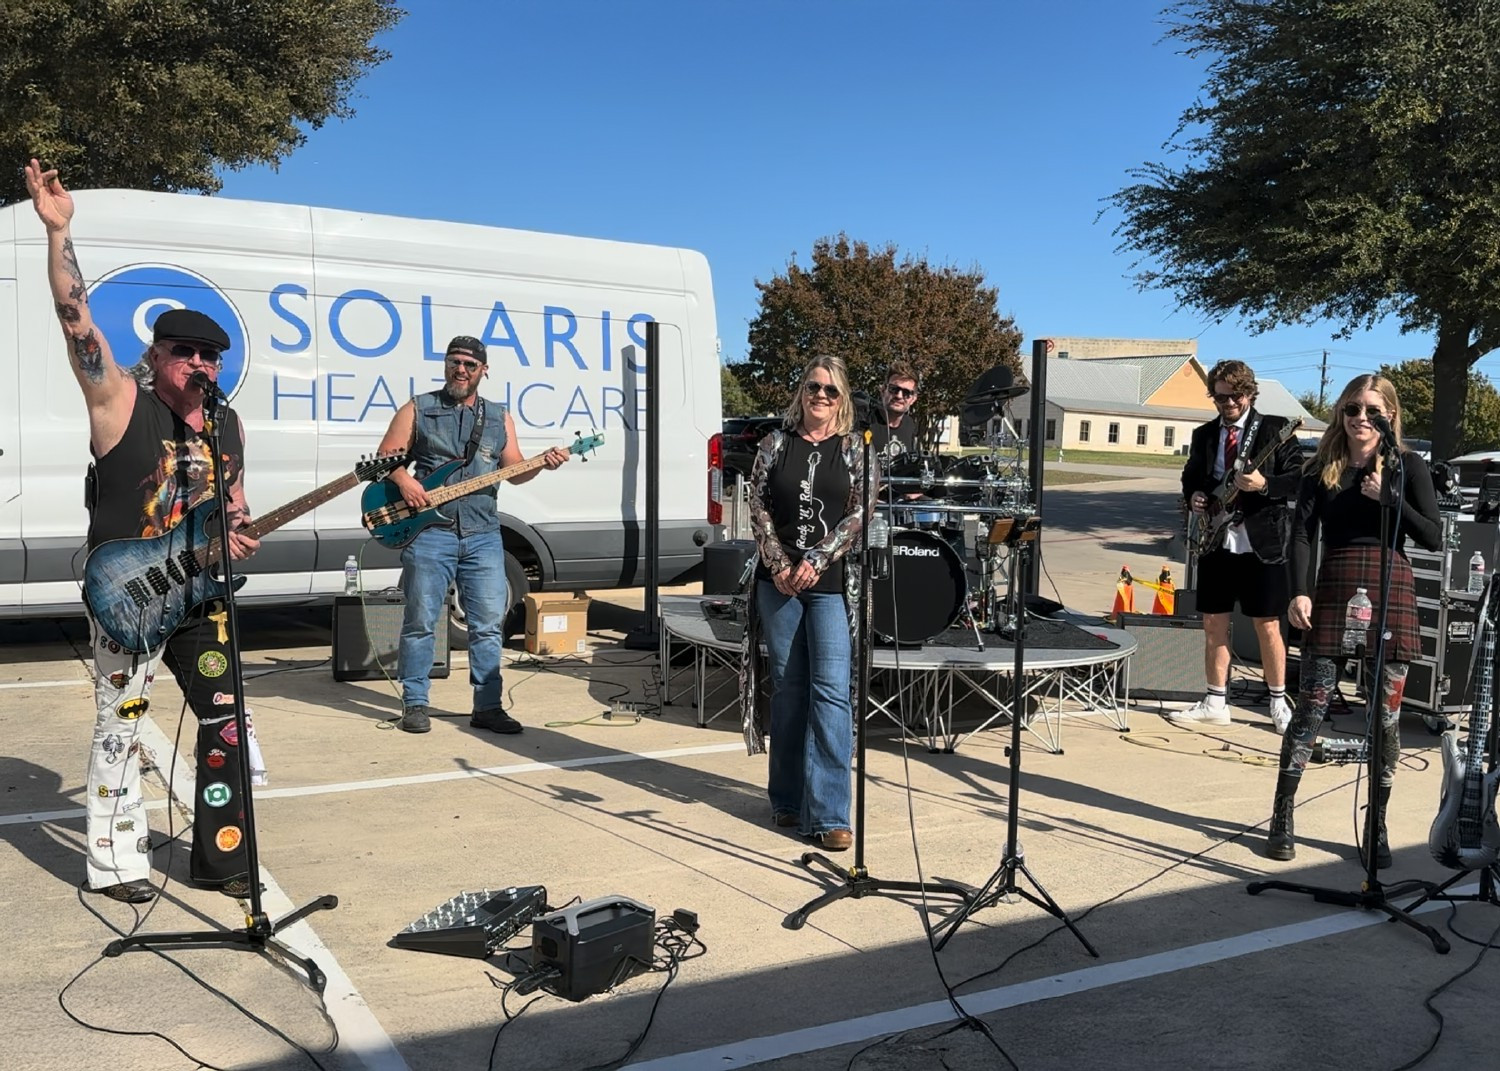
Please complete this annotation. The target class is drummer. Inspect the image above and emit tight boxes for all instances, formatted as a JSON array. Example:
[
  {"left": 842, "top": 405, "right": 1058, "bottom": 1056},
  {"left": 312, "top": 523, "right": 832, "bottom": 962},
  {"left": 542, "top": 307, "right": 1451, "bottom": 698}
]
[{"left": 870, "top": 363, "right": 920, "bottom": 463}]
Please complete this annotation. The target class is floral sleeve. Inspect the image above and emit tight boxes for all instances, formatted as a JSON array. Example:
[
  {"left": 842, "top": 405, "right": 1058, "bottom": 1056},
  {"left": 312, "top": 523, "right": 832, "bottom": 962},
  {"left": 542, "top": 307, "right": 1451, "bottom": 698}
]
[
  {"left": 802, "top": 432, "right": 867, "bottom": 576},
  {"left": 747, "top": 430, "right": 792, "bottom": 575}
]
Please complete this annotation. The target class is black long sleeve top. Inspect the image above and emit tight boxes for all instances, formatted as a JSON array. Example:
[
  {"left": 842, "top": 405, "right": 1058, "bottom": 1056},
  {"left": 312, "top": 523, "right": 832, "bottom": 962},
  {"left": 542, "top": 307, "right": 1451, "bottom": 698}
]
[{"left": 1289, "top": 451, "right": 1443, "bottom": 597}]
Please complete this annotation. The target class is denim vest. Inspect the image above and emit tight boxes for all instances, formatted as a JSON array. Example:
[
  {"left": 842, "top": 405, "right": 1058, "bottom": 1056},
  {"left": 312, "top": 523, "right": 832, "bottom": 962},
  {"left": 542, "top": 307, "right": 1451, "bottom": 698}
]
[{"left": 409, "top": 390, "right": 509, "bottom": 537}]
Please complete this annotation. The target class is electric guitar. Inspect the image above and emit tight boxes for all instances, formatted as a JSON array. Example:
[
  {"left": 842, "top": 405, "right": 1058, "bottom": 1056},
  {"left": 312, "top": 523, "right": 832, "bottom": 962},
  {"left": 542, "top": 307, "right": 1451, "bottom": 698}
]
[
  {"left": 361, "top": 433, "right": 604, "bottom": 549},
  {"left": 1189, "top": 417, "right": 1304, "bottom": 557},
  {"left": 84, "top": 452, "right": 409, "bottom": 653},
  {"left": 1429, "top": 575, "right": 1500, "bottom": 870}
]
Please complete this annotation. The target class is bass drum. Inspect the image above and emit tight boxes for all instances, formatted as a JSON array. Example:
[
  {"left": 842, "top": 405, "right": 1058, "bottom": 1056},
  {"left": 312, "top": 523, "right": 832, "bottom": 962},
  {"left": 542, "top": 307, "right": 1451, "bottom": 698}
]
[{"left": 871, "top": 529, "right": 968, "bottom": 644}]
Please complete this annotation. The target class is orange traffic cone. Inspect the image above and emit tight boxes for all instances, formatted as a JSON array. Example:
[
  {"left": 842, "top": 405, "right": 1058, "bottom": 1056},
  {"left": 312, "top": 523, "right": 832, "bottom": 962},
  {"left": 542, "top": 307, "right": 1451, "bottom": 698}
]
[
  {"left": 1152, "top": 565, "right": 1175, "bottom": 616},
  {"left": 1112, "top": 565, "right": 1135, "bottom": 618}
]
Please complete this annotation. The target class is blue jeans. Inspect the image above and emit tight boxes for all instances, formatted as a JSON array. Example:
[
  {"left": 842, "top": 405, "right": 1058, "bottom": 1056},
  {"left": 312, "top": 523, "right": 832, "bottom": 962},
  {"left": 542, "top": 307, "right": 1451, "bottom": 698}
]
[
  {"left": 399, "top": 527, "right": 505, "bottom": 711},
  {"left": 757, "top": 580, "right": 853, "bottom": 835}
]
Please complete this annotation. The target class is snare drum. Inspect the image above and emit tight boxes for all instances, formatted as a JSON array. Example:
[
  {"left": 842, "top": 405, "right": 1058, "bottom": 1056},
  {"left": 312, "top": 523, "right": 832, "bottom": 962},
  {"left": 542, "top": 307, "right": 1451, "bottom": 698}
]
[{"left": 871, "top": 529, "right": 968, "bottom": 644}]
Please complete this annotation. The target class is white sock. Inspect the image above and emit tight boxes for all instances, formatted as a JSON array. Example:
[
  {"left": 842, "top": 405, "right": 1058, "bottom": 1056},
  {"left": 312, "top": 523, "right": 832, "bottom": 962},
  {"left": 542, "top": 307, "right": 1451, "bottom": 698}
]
[
  {"left": 1268, "top": 687, "right": 1287, "bottom": 706},
  {"left": 1205, "top": 686, "right": 1228, "bottom": 711}
]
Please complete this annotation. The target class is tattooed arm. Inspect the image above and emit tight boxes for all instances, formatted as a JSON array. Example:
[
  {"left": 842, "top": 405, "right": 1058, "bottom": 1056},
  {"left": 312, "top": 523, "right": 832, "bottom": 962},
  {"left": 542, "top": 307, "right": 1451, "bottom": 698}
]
[{"left": 24, "top": 159, "right": 133, "bottom": 454}]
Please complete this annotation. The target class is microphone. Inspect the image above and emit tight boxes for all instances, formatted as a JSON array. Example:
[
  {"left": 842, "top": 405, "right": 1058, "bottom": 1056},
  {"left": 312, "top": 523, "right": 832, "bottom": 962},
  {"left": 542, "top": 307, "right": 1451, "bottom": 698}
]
[
  {"left": 188, "top": 370, "right": 228, "bottom": 403},
  {"left": 1367, "top": 410, "right": 1399, "bottom": 452}
]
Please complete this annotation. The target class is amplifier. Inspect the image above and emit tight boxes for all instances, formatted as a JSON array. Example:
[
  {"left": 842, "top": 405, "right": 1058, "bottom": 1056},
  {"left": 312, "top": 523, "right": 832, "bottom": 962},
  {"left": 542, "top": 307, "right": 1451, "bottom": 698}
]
[
  {"left": 530, "top": 895, "right": 655, "bottom": 1002},
  {"left": 391, "top": 885, "right": 548, "bottom": 959},
  {"left": 1120, "top": 612, "right": 1208, "bottom": 703},
  {"left": 333, "top": 593, "right": 450, "bottom": 682}
]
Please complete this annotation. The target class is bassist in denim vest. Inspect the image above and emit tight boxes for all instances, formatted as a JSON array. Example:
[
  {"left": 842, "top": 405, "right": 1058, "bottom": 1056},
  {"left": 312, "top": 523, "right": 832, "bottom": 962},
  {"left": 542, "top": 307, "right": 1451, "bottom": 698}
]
[{"left": 376, "top": 336, "right": 570, "bottom": 734}]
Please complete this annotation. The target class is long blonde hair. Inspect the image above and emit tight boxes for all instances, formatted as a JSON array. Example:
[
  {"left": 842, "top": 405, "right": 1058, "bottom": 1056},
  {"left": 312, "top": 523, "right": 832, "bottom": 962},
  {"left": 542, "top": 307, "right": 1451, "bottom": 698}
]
[
  {"left": 781, "top": 354, "right": 854, "bottom": 436},
  {"left": 1310, "top": 373, "right": 1404, "bottom": 490}
]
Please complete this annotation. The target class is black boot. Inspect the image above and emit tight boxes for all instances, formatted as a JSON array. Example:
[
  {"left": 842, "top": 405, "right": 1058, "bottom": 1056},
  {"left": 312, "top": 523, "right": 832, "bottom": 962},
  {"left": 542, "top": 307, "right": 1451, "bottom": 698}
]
[
  {"left": 1266, "top": 772, "right": 1298, "bottom": 861},
  {"left": 1361, "top": 784, "right": 1393, "bottom": 870}
]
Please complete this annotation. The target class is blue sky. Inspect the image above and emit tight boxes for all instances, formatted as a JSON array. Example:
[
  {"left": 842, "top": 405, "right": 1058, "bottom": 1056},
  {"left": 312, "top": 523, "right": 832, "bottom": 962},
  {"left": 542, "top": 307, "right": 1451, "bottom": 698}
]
[{"left": 218, "top": 0, "right": 1467, "bottom": 404}]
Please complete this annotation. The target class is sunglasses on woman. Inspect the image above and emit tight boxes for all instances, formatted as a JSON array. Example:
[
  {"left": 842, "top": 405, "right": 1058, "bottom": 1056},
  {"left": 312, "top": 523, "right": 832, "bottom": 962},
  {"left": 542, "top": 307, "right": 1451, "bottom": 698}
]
[
  {"left": 804, "top": 381, "right": 841, "bottom": 399},
  {"left": 1342, "top": 402, "right": 1386, "bottom": 419}
]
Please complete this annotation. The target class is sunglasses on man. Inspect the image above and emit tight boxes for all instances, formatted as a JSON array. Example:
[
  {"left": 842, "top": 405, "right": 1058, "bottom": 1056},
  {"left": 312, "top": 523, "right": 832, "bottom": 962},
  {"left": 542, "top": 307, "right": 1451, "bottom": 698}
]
[
  {"left": 164, "top": 342, "right": 222, "bottom": 366},
  {"left": 445, "top": 356, "right": 484, "bottom": 372},
  {"left": 885, "top": 384, "right": 916, "bottom": 399},
  {"left": 1210, "top": 390, "right": 1246, "bottom": 404}
]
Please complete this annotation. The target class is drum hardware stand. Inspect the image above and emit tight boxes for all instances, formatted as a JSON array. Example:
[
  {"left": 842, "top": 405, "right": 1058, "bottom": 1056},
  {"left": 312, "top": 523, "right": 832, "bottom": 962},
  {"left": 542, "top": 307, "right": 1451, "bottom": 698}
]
[
  {"left": 787, "top": 426, "right": 974, "bottom": 930},
  {"left": 102, "top": 377, "right": 339, "bottom": 990},
  {"left": 933, "top": 514, "right": 1099, "bottom": 957},
  {"left": 1247, "top": 445, "right": 1450, "bottom": 954}
]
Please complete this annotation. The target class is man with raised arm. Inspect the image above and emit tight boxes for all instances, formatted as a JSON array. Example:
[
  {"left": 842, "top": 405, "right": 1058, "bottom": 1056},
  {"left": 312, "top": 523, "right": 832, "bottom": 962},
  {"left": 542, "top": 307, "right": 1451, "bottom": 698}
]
[{"left": 26, "top": 158, "right": 261, "bottom": 903}]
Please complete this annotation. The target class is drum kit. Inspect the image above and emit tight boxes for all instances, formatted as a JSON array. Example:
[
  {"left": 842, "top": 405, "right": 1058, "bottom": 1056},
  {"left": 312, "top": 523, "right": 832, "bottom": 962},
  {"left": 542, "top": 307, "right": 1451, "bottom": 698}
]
[{"left": 870, "top": 368, "right": 1038, "bottom": 647}]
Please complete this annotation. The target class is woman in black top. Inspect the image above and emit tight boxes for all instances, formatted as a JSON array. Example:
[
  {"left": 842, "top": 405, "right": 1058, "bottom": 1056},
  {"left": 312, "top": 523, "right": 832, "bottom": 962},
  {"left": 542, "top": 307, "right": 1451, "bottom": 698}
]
[
  {"left": 739, "top": 355, "right": 867, "bottom": 851},
  {"left": 1268, "top": 374, "right": 1442, "bottom": 864}
]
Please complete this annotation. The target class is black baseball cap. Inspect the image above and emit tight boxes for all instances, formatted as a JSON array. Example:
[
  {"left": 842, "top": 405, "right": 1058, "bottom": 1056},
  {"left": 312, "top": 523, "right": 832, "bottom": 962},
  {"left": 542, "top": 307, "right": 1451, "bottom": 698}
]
[
  {"left": 153, "top": 308, "right": 231, "bottom": 352},
  {"left": 446, "top": 335, "right": 488, "bottom": 364}
]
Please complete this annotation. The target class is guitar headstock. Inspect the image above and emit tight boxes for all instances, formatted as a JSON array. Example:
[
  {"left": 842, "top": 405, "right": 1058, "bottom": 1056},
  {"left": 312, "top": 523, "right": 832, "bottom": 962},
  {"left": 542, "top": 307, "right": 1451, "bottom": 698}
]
[
  {"left": 355, "top": 451, "right": 410, "bottom": 482},
  {"left": 569, "top": 431, "right": 605, "bottom": 461}
]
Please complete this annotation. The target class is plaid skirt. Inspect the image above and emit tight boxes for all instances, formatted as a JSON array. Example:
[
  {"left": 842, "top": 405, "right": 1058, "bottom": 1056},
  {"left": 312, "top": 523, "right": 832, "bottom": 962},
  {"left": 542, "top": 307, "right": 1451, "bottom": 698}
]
[{"left": 1306, "top": 545, "right": 1420, "bottom": 662}]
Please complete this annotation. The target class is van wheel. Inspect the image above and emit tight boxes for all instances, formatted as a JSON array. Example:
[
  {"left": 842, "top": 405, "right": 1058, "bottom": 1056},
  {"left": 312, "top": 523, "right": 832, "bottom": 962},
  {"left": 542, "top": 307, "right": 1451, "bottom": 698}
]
[{"left": 447, "top": 550, "right": 530, "bottom": 648}]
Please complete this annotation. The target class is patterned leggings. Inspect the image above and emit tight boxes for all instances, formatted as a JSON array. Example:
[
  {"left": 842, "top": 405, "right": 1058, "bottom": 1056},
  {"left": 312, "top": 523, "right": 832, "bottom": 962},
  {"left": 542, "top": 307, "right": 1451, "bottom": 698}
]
[{"left": 1281, "top": 655, "right": 1407, "bottom": 788}]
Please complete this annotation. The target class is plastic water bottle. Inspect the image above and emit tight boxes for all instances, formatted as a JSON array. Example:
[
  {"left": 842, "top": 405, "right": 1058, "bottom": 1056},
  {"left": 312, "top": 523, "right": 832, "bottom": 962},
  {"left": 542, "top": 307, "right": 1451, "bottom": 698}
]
[
  {"left": 1470, "top": 551, "right": 1486, "bottom": 594},
  {"left": 868, "top": 511, "right": 890, "bottom": 550},
  {"left": 344, "top": 554, "right": 360, "bottom": 595},
  {"left": 1342, "top": 587, "right": 1372, "bottom": 654}
]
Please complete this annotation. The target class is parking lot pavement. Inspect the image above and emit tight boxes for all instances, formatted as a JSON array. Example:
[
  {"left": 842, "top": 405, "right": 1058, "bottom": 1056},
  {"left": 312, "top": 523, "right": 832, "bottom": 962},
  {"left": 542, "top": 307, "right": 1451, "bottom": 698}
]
[{"left": 3, "top": 473, "right": 1493, "bottom": 1071}]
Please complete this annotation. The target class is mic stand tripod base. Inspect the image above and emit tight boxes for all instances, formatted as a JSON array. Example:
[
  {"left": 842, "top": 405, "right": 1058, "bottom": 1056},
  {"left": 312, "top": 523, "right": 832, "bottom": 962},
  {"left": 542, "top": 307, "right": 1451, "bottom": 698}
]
[
  {"left": 102, "top": 893, "right": 341, "bottom": 992},
  {"left": 1246, "top": 875, "right": 1449, "bottom": 953},
  {"left": 786, "top": 851, "right": 972, "bottom": 931}
]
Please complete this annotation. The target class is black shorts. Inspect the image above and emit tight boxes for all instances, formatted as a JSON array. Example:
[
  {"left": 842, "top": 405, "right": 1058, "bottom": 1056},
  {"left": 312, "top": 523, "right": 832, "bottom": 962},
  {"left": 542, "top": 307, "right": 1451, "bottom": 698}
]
[{"left": 1195, "top": 548, "right": 1290, "bottom": 619}]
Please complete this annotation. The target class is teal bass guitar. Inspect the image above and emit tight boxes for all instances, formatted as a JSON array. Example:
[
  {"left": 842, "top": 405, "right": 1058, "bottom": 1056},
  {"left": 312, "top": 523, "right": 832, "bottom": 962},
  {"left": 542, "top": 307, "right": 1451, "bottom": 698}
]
[{"left": 361, "top": 433, "right": 604, "bottom": 549}]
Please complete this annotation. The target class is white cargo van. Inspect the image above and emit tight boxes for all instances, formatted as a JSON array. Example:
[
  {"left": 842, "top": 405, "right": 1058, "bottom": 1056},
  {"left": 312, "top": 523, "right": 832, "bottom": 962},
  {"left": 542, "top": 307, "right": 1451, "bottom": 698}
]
[{"left": 0, "top": 190, "right": 721, "bottom": 621}]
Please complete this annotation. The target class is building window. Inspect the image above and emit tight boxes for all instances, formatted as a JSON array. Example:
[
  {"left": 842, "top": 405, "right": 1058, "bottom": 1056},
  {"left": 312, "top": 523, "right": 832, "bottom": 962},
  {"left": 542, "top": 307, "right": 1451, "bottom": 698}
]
[
  {"left": 1079, "top": 420, "right": 1091, "bottom": 443},
  {"left": 1108, "top": 422, "right": 1120, "bottom": 444},
  {"left": 1164, "top": 426, "right": 1176, "bottom": 448},
  {"left": 1045, "top": 418, "right": 1057, "bottom": 441},
  {"left": 1136, "top": 425, "right": 1148, "bottom": 446}
]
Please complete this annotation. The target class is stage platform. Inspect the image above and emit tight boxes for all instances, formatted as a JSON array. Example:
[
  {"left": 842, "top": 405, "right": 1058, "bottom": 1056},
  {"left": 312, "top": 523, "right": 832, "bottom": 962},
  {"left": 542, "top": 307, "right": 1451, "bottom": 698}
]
[{"left": 657, "top": 594, "right": 1138, "bottom": 753}]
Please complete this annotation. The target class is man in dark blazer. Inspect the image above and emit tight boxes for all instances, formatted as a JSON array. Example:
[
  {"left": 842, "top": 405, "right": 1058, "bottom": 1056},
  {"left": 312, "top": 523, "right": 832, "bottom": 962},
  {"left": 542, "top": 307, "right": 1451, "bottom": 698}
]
[{"left": 1171, "top": 359, "right": 1305, "bottom": 733}]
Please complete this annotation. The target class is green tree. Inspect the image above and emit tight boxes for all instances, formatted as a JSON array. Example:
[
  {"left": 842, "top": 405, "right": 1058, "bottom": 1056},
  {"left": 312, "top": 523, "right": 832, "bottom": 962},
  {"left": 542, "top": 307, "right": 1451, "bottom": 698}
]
[
  {"left": 1109, "top": 0, "right": 1500, "bottom": 462},
  {"left": 743, "top": 233, "right": 1023, "bottom": 446},
  {"left": 1378, "top": 359, "right": 1500, "bottom": 452},
  {"left": 1295, "top": 391, "right": 1332, "bottom": 423},
  {"left": 0, "top": 0, "right": 404, "bottom": 203},
  {"left": 720, "top": 363, "right": 760, "bottom": 416}
]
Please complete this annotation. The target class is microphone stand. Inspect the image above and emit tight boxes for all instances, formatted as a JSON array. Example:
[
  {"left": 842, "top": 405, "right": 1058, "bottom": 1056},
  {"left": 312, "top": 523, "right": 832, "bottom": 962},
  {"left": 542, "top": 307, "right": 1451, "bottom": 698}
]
[
  {"left": 932, "top": 515, "right": 1098, "bottom": 955},
  {"left": 1248, "top": 442, "right": 1450, "bottom": 954},
  {"left": 786, "top": 417, "right": 972, "bottom": 929},
  {"left": 103, "top": 383, "right": 339, "bottom": 990}
]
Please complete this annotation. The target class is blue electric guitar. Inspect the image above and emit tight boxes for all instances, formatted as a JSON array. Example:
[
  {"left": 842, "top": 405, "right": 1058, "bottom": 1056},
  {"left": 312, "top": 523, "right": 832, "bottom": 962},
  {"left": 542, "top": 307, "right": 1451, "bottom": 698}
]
[
  {"left": 361, "top": 433, "right": 604, "bottom": 549},
  {"left": 84, "top": 452, "right": 409, "bottom": 653}
]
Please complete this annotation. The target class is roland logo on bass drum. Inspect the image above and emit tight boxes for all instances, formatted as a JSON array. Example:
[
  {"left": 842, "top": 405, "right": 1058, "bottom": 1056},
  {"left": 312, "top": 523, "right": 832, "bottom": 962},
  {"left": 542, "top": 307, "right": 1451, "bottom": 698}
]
[{"left": 893, "top": 543, "right": 942, "bottom": 558}]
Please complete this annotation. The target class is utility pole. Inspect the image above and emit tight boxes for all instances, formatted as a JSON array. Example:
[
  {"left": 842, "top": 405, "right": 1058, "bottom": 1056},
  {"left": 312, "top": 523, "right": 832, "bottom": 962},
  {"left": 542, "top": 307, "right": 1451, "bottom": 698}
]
[{"left": 1317, "top": 350, "right": 1330, "bottom": 410}]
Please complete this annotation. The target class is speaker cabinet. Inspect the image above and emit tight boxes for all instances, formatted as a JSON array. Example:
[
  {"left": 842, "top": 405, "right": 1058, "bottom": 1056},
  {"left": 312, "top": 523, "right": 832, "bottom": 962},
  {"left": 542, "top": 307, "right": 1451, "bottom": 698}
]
[
  {"left": 333, "top": 593, "right": 450, "bottom": 682},
  {"left": 1120, "top": 612, "right": 1207, "bottom": 703},
  {"left": 704, "top": 540, "right": 758, "bottom": 595}
]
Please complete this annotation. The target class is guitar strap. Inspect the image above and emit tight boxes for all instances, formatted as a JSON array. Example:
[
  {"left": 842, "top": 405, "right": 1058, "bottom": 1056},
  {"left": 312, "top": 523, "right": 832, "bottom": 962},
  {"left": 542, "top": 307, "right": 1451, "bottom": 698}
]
[{"left": 461, "top": 399, "right": 487, "bottom": 468}]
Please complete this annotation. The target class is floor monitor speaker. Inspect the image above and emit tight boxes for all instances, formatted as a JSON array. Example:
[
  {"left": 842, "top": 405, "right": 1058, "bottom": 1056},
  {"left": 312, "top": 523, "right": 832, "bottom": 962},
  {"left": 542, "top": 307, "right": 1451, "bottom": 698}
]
[
  {"left": 333, "top": 593, "right": 450, "bottom": 682},
  {"left": 704, "top": 540, "right": 757, "bottom": 595}
]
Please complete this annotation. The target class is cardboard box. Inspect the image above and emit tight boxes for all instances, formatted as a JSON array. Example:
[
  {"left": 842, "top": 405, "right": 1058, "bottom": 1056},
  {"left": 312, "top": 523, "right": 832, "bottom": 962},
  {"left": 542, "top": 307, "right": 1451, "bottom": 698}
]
[{"left": 524, "top": 593, "right": 591, "bottom": 655}]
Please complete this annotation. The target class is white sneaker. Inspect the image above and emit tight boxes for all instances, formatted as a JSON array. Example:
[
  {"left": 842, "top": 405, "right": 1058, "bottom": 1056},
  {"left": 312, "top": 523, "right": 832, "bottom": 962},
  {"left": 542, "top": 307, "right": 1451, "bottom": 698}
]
[
  {"left": 1167, "top": 699, "right": 1231, "bottom": 727},
  {"left": 1268, "top": 697, "right": 1293, "bottom": 735}
]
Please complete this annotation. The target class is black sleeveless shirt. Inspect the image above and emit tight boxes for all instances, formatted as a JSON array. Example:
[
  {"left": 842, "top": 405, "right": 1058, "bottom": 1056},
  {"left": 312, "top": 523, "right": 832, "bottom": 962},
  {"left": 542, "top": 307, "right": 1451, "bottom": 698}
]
[{"left": 88, "top": 388, "right": 245, "bottom": 548}]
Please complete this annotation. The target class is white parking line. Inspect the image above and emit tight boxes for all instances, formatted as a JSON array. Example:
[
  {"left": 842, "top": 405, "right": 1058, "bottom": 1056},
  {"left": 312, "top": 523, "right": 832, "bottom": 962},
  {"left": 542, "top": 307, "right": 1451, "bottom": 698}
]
[
  {"left": 134, "top": 717, "right": 411, "bottom": 1071},
  {"left": 625, "top": 885, "right": 1476, "bottom": 1071}
]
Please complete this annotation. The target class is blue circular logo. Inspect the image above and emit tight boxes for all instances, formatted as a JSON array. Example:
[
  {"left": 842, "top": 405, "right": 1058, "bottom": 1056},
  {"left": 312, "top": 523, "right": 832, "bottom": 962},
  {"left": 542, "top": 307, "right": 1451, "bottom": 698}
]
[{"left": 88, "top": 265, "right": 249, "bottom": 398}]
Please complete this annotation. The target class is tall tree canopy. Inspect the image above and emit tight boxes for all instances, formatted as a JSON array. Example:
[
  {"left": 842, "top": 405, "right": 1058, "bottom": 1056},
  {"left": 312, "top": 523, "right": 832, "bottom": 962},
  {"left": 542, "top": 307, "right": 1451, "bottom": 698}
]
[
  {"left": 743, "top": 234, "right": 1023, "bottom": 444},
  {"left": 0, "top": 0, "right": 404, "bottom": 203},
  {"left": 1109, "top": 0, "right": 1500, "bottom": 461},
  {"left": 1378, "top": 359, "right": 1500, "bottom": 452}
]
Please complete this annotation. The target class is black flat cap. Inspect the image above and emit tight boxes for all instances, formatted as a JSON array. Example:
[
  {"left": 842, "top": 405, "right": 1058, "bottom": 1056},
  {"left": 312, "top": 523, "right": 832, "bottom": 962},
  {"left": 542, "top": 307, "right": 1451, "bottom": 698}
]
[{"left": 153, "top": 308, "right": 232, "bottom": 352}]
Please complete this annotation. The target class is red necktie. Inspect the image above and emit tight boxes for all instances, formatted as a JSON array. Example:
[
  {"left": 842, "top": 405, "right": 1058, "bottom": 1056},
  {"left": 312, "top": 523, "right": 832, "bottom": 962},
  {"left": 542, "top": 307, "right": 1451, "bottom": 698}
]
[{"left": 1224, "top": 426, "right": 1240, "bottom": 470}]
